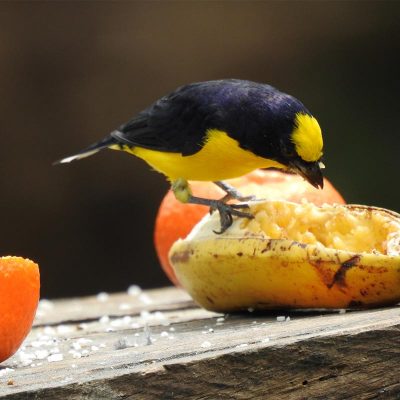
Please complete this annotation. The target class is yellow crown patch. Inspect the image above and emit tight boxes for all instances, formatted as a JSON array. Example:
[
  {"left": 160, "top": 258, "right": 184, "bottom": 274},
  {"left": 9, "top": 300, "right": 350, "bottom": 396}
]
[{"left": 291, "top": 113, "right": 323, "bottom": 162}]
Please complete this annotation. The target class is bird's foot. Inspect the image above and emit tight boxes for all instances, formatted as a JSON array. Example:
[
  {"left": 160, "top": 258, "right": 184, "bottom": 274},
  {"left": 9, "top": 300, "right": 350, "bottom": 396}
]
[
  {"left": 191, "top": 197, "right": 254, "bottom": 234},
  {"left": 171, "top": 178, "right": 254, "bottom": 234},
  {"left": 212, "top": 202, "right": 254, "bottom": 234},
  {"left": 214, "top": 181, "right": 257, "bottom": 203}
]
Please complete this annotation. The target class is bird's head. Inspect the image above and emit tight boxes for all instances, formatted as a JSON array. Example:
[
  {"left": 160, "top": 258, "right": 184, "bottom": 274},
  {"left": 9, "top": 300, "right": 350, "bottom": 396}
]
[
  {"left": 285, "top": 112, "right": 324, "bottom": 189},
  {"left": 254, "top": 107, "right": 324, "bottom": 188},
  {"left": 213, "top": 81, "right": 325, "bottom": 188}
]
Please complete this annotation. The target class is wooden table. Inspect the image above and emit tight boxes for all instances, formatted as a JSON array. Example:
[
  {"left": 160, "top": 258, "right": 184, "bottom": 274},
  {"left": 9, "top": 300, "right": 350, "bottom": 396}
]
[{"left": 1, "top": 286, "right": 400, "bottom": 399}]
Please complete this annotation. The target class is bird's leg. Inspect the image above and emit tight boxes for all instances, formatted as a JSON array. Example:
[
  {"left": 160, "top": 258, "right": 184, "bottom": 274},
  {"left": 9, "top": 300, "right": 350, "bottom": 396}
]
[
  {"left": 213, "top": 181, "right": 256, "bottom": 203},
  {"left": 171, "top": 178, "right": 254, "bottom": 234}
]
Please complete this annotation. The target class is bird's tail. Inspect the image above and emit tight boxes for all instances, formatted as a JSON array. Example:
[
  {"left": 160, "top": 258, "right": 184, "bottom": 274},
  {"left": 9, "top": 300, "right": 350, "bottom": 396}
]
[{"left": 53, "top": 135, "right": 117, "bottom": 165}]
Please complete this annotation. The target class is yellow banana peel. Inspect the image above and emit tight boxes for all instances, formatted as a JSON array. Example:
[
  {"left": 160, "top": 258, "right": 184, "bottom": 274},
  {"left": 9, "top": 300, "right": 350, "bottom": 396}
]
[{"left": 169, "top": 201, "right": 400, "bottom": 311}]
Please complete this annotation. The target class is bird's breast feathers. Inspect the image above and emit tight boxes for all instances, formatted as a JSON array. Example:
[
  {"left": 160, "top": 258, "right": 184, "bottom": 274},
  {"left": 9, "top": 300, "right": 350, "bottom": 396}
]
[{"left": 124, "top": 129, "right": 285, "bottom": 181}]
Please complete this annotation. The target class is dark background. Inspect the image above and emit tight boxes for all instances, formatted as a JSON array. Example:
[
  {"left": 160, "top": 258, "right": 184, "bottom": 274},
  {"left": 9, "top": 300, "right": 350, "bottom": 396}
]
[{"left": 1, "top": 2, "right": 399, "bottom": 299}]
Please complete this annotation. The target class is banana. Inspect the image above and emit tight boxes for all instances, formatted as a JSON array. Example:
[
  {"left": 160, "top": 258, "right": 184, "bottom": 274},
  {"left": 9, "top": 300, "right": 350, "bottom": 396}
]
[{"left": 169, "top": 201, "right": 400, "bottom": 311}]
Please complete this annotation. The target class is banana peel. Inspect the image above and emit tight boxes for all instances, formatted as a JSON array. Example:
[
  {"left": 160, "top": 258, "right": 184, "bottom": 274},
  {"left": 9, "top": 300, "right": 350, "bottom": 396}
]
[{"left": 169, "top": 201, "right": 400, "bottom": 311}]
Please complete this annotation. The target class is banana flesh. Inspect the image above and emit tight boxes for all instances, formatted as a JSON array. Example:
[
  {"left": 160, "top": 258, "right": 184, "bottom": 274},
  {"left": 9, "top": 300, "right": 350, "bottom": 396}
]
[{"left": 169, "top": 201, "right": 400, "bottom": 311}]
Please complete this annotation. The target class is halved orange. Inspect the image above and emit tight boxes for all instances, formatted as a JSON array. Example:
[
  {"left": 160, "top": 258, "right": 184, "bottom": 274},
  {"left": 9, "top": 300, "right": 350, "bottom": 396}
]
[{"left": 0, "top": 257, "right": 40, "bottom": 363}]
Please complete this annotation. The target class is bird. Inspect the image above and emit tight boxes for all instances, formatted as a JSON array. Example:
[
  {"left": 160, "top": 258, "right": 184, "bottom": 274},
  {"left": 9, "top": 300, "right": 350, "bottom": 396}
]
[{"left": 55, "top": 79, "right": 325, "bottom": 233}]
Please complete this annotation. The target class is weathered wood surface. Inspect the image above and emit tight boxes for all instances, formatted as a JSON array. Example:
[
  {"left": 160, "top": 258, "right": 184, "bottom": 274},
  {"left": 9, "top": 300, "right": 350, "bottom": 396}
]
[{"left": 1, "top": 286, "right": 400, "bottom": 399}]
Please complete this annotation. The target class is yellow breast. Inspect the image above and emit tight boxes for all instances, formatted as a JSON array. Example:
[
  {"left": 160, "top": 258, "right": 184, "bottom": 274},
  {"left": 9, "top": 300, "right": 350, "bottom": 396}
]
[{"left": 120, "top": 129, "right": 285, "bottom": 182}]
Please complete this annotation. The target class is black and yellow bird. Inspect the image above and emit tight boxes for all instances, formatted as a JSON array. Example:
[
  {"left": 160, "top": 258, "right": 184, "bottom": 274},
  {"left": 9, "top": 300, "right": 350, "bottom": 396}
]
[{"left": 56, "top": 79, "right": 325, "bottom": 233}]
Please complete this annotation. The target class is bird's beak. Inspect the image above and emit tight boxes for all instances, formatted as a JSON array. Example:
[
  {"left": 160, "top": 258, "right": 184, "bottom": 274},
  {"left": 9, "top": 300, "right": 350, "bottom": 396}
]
[{"left": 290, "top": 160, "right": 324, "bottom": 189}]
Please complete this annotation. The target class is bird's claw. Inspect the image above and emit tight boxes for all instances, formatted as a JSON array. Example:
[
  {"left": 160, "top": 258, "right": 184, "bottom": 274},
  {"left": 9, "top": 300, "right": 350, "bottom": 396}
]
[
  {"left": 211, "top": 201, "right": 254, "bottom": 234},
  {"left": 210, "top": 193, "right": 254, "bottom": 214},
  {"left": 229, "top": 203, "right": 251, "bottom": 210}
]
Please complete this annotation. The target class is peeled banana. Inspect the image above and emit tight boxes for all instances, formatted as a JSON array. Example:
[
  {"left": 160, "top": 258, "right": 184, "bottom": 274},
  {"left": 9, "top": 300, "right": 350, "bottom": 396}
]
[{"left": 169, "top": 201, "right": 400, "bottom": 311}]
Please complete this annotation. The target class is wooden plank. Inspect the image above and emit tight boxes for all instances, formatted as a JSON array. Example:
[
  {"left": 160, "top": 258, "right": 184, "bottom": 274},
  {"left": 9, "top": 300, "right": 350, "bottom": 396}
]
[
  {"left": 1, "top": 287, "right": 400, "bottom": 399},
  {"left": 33, "top": 287, "right": 194, "bottom": 326}
]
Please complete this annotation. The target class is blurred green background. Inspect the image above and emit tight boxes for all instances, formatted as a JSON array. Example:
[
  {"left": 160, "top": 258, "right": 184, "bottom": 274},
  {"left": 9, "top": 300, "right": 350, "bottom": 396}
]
[{"left": 1, "top": 2, "right": 399, "bottom": 298}]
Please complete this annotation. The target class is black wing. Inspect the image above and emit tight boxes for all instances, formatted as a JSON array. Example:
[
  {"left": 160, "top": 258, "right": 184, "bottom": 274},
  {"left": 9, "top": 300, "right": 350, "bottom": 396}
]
[
  {"left": 110, "top": 79, "right": 305, "bottom": 158},
  {"left": 111, "top": 83, "right": 220, "bottom": 156}
]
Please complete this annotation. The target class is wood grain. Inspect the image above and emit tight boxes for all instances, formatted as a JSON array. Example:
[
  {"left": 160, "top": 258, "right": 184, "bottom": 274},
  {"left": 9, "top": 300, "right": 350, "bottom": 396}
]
[{"left": 1, "top": 287, "right": 400, "bottom": 399}]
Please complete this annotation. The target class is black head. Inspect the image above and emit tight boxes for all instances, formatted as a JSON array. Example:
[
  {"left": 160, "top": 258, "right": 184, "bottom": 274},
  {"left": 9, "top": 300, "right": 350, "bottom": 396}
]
[{"left": 213, "top": 81, "right": 324, "bottom": 188}]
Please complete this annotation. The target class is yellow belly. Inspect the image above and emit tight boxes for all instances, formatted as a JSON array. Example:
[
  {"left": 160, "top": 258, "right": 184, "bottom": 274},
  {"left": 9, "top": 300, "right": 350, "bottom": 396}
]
[{"left": 117, "top": 129, "right": 285, "bottom": 181}]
